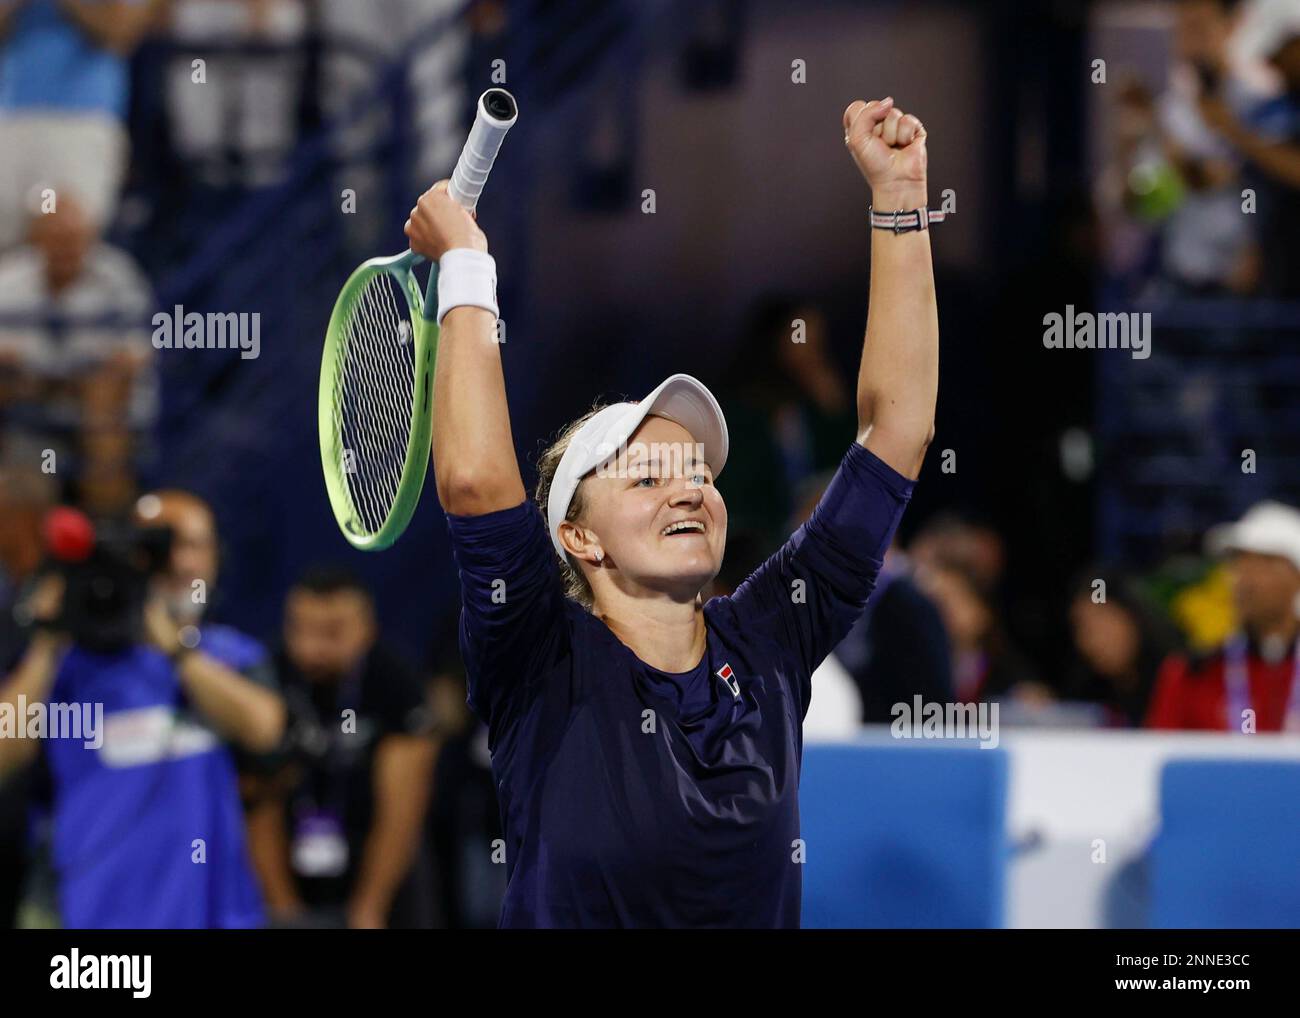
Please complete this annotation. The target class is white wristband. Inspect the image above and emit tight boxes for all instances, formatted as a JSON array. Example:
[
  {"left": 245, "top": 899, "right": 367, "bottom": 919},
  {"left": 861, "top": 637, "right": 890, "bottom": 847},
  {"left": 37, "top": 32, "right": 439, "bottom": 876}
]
[{"left": 436, "top": 249, "right": 498, "bottom": 325}]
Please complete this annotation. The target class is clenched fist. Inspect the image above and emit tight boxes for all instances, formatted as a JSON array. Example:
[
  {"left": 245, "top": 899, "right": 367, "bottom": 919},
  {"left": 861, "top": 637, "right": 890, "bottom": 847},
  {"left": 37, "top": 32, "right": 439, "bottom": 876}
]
[
  {"left": 843, "top": 97, "right": 927, "bottom": 208},
  {"left": 404, "top": 180, "right": 488, "bottom": 261}
]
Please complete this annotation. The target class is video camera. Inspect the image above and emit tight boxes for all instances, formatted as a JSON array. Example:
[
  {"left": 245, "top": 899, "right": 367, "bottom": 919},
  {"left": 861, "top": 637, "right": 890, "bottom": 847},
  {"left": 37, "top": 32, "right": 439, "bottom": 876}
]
[{"left": 39, "top": 508, "right": 174, "bottom": 654}]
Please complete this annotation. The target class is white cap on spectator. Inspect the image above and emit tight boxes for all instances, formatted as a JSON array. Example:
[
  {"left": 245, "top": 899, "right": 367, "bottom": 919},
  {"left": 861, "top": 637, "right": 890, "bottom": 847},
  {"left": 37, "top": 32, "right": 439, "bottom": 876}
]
[
  {"left": 547, "top": 374, "right": 728, "bottom": 562},
  {"left": 1205, "top": 500, "right": 1300, "bottom": 574}
]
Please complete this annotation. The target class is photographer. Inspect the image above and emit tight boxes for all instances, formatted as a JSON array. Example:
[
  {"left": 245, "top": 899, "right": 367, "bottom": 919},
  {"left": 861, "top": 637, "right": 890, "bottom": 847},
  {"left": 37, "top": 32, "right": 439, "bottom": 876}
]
[{"left": 0, "top": 489, "right": 285, "bottom": 928}]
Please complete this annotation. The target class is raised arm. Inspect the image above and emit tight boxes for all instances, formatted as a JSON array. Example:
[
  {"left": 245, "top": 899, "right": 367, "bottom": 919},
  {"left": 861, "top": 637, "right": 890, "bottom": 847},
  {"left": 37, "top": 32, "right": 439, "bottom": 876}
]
[
  {"left": 843, "top": 97, "right": 938, "bottom": 481},
  {"left": 143, "top": 600, "right": 285, "bottom": 753},
  {"left": 405, "top": 182, "right": 526, "bottom": 516},
  {"left": 1199, "top": 95, "right": 1300, "bottom": 191}
]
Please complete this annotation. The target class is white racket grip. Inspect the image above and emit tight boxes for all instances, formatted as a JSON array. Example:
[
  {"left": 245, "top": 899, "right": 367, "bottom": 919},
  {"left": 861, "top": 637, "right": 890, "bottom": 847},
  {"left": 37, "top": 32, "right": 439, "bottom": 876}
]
[{"left": 448, "top": 89, "right": 518, "bottom": 212}]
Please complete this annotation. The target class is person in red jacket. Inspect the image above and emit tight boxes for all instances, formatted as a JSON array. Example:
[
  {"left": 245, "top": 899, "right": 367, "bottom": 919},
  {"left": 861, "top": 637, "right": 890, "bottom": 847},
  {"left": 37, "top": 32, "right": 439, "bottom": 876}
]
[{"left": 1147, "top": 501, "right": 1300, "bottom": 733}]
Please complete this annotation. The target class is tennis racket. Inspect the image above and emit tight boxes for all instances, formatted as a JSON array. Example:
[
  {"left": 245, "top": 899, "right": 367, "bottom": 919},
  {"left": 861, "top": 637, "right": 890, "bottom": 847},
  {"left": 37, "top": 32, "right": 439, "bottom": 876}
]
[{"left": 319, "top": 88, "right": 518, "bottom": 550}]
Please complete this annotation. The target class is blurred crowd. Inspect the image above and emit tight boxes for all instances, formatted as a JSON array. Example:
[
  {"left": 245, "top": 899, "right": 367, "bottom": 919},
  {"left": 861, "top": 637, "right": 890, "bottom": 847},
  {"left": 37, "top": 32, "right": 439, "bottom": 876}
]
[
  {"left": 1099, "top": 0, "right": 1300, "bottom": 299},
  {"left": 0, "top": 0, "right": 1298, "bottom": 930},
  {"left": 716, "top": 296, "right": 1300, "bottom": 739},
  {"left": 0, "top": 0, "right": 498, "bottom": 514},
  {"left": 0, "top": 481, "right": 505, "bottom": 928},
  {"left": 0, "top": 0, "right": 505, "bottom": 930}
]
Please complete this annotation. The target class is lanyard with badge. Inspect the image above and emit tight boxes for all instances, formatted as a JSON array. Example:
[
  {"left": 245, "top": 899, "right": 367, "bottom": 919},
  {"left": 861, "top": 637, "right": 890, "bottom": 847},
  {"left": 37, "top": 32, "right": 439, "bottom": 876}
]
[
  {"left": 291, "top": 669, "right": 363, "bottom": 879},
  {"left": 1223, "top": 634, "right": 1300, "bottom": 734}
]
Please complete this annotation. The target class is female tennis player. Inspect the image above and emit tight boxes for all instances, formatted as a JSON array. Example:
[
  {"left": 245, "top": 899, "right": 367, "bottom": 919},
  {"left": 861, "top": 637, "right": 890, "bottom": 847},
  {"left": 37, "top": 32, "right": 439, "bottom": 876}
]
[{"left": 405, "top": 95, "right": 937, "bottom": 928}]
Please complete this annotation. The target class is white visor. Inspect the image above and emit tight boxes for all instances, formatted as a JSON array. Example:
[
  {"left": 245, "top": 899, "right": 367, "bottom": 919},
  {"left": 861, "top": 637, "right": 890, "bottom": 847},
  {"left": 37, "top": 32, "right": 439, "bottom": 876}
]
[{"left": 546, "top": 373, "right": 729, "bottom": 561}]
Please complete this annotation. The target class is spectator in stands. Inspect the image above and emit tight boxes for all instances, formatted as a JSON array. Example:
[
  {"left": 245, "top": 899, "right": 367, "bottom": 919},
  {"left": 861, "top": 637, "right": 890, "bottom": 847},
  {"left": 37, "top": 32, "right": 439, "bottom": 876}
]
[
  {"left": 0, "top": 0, "right": 161, "bottom": 248},
  {"left": 319, "top": 0, "right": 471, "bottom": 250},
  {"left": 1063, "top": 567, "right": 1183, "bottom": 727},
  {"left": 1149, "top": 0, "right": 1260, "bottom": 295},
  {"left": 909, "top": 511, "right": 1007, "bottom": 595},
  {"left": 0, "top": 489, "right": 284, "bottom": 927},
  {"left": 0, "top": 463, "right": 56, "bottom": 927},
  {"left": 164, "top": 0, "right": 308, "bottom": 189},
  {"left": 1096, "top": 78, "right": 1169, "bottom": 292},
  {"left": 1148, "top": 501, "right": 1300, "bottom": 731},
  {"left": 915, "top": 557, "right": 1048, "bottom": 707},
  {"left": 719, "top": 295, "right": 858, "bottom": 551},
  {"left": 247, "top": 567, "right": 438, "bottom": 928},
  {"left": 0, "top": 193, "right": 156, "bottom": 515},
  {"left": 837, "top": 539, "right": 955, "bottom": 725},
  {"left": 772, "top": 477, "right": 952, "bottom": 731},
  {"left": 1197, "top": 17, "right": 1300, "bottom": 296},
  {"left": 0, "top": 465, "right": 54, "bottom": 658}
]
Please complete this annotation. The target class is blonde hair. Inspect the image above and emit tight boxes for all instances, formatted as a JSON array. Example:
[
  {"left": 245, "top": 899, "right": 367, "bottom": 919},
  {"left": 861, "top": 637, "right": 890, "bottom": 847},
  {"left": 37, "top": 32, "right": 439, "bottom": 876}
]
[{"left": 533, "top": 404, "right": 608, "bottom": 611}]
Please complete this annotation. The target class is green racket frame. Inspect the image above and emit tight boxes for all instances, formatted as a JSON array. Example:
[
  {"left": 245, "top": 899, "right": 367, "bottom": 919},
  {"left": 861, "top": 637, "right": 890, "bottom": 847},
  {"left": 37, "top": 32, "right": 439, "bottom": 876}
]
[{"left": 318, "top": 250, "right": 439, "bottom": 550}]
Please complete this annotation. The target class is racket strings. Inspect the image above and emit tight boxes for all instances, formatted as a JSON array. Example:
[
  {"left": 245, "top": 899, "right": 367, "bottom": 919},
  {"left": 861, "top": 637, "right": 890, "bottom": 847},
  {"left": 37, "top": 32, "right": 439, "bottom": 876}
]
[
  {"left": 332, "top": 271, "right": 418, "bottom": 534},
  {"left": 349, "top": 277, "right": 413, "bottom": 527}
]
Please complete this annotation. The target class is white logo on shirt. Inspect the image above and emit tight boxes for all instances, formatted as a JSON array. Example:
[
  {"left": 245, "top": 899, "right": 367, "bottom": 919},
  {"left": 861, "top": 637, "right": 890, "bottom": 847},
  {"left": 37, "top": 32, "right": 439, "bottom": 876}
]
[{"left": 98, "top": 707, "right": 219, "bottom": 768}]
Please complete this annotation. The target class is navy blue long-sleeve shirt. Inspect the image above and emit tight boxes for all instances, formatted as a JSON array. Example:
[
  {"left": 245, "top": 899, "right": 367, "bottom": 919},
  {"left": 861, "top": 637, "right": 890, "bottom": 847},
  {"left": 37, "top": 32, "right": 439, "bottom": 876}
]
[{"left": 445, "top": 441, "right": 914, "bottom": 927}]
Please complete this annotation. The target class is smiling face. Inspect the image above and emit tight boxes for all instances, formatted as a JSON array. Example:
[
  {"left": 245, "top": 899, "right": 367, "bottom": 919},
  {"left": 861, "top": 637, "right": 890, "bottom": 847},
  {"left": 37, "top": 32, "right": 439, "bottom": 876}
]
[{"left": 560, "top": 414, "right": 727, "bottom": 602}]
